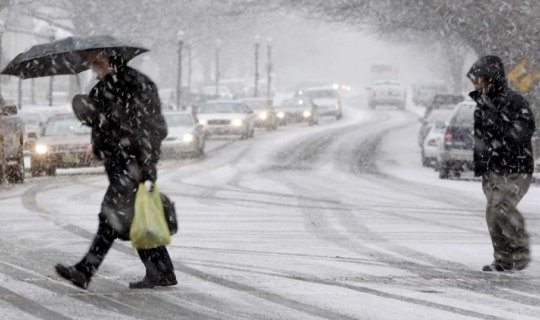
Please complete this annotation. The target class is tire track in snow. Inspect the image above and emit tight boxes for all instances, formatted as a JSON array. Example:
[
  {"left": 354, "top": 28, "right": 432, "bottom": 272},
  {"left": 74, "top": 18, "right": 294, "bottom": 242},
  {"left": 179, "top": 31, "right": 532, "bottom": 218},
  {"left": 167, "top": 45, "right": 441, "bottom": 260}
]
[{"left": 18, "top": 179, "right": 360, "bottom": 320}]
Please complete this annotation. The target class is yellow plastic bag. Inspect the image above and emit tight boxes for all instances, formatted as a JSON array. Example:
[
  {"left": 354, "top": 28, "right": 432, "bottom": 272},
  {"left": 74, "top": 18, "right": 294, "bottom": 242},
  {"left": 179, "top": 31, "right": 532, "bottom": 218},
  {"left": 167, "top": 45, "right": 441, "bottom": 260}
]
[{"left": 130, "top": 183, "right": 171, "bottom": 249}]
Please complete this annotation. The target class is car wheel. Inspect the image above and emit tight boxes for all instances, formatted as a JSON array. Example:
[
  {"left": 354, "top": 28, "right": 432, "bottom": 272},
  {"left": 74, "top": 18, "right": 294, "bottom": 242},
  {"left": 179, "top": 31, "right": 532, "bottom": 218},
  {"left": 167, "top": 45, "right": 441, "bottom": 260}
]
[
  {"left": 421, "top": 155, "right": 430, "bottom": 167},
  {"left": 46, "top": 166, "right": 57, "bottom": 176},
  {"left": 439, "top": 163, "right": 450, "bottom": 179},
  {"left": 7, "top": 147, "right": 24, "bottom": 184},
  {"left": 31, "top": 167, "right": 42, "bottom": 177}
]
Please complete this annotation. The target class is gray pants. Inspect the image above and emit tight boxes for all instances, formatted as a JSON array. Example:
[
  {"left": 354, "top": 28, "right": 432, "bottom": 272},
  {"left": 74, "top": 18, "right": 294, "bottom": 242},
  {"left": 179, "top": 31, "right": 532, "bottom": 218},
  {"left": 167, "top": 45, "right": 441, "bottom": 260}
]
[{"left": 482, "top": 172, "right": 531, "bottom": 267}]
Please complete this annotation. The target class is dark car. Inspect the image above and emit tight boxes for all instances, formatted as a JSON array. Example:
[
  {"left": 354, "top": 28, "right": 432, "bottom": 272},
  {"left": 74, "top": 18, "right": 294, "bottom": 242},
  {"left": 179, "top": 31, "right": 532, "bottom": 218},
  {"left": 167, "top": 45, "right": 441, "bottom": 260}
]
[
  {"left": 31, "top": 113, "right": 99, "bottom": 176},
  {"left": 438, "top": 101, "right": 476, "bottom": 179},
  {"left": 276, "top": 97, "right": 318, "bottom": 126}
]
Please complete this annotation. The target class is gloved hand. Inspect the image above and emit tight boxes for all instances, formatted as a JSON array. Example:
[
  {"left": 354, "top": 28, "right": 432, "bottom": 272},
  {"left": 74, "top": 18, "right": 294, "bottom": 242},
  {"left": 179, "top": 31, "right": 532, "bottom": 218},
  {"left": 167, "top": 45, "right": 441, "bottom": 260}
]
[{"left": 144, "top": 180, "right": 154, "bottom": 192}]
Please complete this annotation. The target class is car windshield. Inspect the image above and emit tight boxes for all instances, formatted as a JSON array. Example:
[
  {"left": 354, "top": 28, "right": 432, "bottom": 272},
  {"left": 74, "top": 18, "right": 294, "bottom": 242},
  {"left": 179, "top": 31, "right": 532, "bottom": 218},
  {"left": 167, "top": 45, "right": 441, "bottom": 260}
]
[
  {"left": 305, "top": 90, "right": 336, "bottom": 99},
  {"left": 454, "top": 105, "right": 475, "bottom": 125},
  {"left": 426, "top": 109, "right": 454, "bottom": 123},
  {"left": 44, "top": 118, "right": 91, "bottom": 136},
  {"left": 165, "top": 114, "right": 194, "bottom": 127},
  {"left": 198, "top": 103, "right": 244, "bottom": 113}
]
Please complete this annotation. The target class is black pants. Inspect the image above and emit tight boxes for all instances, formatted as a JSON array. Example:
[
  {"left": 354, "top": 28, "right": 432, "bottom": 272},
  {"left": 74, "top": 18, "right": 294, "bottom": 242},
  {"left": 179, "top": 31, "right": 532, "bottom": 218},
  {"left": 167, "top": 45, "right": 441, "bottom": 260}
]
[{"left": 76, "top": 214, "right": 175, "bottom": 280}]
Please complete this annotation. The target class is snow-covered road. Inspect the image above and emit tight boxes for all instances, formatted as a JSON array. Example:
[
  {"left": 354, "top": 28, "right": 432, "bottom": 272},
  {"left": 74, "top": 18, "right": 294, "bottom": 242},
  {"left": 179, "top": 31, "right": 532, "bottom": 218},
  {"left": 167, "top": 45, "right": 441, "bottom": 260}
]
[{"left": 1, "top": 103, "right": 540, "bottom": 320}]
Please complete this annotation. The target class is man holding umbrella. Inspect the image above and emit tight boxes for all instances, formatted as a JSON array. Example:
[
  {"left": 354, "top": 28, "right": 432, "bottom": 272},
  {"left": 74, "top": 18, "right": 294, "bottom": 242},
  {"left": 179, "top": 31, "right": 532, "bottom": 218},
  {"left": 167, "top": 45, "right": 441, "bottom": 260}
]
[
  {"left": 55, "top": 49, "right": 177, "bottom": 289},
  {"left": 2, "top": 36, "right": 177, "bottom": 289}
]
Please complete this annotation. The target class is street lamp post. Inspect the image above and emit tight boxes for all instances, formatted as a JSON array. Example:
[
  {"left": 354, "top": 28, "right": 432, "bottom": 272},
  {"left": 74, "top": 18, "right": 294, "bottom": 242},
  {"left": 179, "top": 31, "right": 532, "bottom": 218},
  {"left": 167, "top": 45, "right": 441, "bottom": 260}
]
[
  {"left": 187, "top": 43, "right": 192, "bottom": 105},
  {"left": 254, "top": 35, "right": 260, "bottom": 97},
  {"left": 0, "top": 20, "right": 5, "bottom": 97},
  {"left": 215, "top": 39, "right": 221, "bottom": 96},
  {"left": 266, "top": 38, "right": 273, "bottom": 103},
  {"left": 176, "top": 30, "right": 184, "bottom": 110}
]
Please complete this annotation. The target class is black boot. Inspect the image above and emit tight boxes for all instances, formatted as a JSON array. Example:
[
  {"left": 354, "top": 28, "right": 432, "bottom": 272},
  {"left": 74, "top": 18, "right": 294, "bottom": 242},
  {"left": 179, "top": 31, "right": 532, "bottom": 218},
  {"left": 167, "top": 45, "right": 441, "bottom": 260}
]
[
  {"left": 130, "top": 247, "right": 177, "bottom": 289},
  {"left": 55, "top": 264, "right": 91, "bottom": 289},
  {"left": 482, "top": 260, "right": 513, "bottom": 272}
]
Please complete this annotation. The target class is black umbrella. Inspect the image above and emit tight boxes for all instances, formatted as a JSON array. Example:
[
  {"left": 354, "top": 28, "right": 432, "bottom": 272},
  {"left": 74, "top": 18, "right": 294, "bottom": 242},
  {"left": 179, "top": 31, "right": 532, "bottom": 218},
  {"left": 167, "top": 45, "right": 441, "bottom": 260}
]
[{"left": 1, "top": 35, "right": 148, "bottom": 79}]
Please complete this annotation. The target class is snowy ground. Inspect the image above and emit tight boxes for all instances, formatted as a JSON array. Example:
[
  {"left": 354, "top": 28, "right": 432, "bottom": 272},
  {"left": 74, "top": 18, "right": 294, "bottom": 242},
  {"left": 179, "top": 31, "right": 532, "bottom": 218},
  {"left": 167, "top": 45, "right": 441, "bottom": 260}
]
[{"left": 1, "top": 99, "right": 540, "bottom": 320}]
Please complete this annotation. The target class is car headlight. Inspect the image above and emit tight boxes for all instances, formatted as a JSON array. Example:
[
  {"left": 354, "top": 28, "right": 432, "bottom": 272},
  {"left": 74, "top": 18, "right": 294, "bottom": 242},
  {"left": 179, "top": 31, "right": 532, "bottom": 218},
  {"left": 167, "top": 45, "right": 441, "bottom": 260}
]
[
  {"left": 277, "top": 111, "right": 285, "bottom": 119},
  {"left": 232, "top": 119, "right": 243, "bottom": 127},
  {"left": 259, "top": 112, "right": 268, "bottom": 120},
  {"left": 199, "top": 119, "right": 208, "bottom": 126},
  {"left": 35, "top": 144, "right": 49, "bottom": 155},
  {"left": 303, "top": 111, "right": 312, "bottom": 118},
  {"left": 183, "top": 133, "right": 195, "bottom": 143}
]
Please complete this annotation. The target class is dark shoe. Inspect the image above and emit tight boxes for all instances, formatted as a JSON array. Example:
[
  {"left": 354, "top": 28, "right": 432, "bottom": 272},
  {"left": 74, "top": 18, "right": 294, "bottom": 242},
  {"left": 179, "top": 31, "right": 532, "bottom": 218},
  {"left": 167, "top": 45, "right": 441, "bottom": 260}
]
[
  {"left": 55, "top": 264, "right": 90, "bottom": 289},
  {"left": 129, "top": 275, "right": 177, "bottom": 289},
  {"left": 129, "top": 276, "right": 158, "bottom": 289},
  {"left": 482, "top": 261, "right": 512, "bottom": 272}
]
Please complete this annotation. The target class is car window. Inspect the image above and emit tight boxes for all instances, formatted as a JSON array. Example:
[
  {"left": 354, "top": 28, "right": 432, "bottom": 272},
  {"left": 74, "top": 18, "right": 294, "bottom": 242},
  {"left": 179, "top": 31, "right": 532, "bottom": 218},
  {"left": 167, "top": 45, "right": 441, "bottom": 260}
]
[
  {"left": 198, "top": 103, "right": 243, "bottom": 113},
  {"left": 164, "top": 114, "right": 194, "bottom": 127},
  {"left": 453, "top": 105, "right": 475, "bottom": 125},
  {"left": 44, "top": 118, "right": 91, "bottom": 136}
]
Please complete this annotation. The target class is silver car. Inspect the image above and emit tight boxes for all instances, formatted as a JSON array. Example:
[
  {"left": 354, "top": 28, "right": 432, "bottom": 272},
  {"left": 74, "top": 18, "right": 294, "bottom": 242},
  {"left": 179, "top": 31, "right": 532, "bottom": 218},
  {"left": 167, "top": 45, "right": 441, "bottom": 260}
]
[
  {"left": 162, "top": 112, "right": 206, "bottom": 158},
  {"left": 296, "top": 86, "right": 343, "bottom": 120},
  {"left": 197, "top": 100, "right": 256, "bottom": 139}
]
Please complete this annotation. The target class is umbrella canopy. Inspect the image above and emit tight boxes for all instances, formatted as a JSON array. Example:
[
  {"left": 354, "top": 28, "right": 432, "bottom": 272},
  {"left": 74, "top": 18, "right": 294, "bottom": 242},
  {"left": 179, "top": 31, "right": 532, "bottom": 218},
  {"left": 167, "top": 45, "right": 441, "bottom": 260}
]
[{"left": 1, "top": 35, "right": 148, "bottom": 79}]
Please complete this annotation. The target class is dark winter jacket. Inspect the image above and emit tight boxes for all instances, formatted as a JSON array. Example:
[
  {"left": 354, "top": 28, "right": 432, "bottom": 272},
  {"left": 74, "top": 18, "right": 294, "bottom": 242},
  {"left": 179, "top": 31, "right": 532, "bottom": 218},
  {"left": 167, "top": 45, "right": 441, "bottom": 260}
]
[
  {"left": 89, "top": 65, "right": 167, "bottom": 182},
  {"left": 88, "top": 65, "right": 167, "bottom": 238},
  {"left": 468, "top": 55, "right": 535, "bottom": 176}
]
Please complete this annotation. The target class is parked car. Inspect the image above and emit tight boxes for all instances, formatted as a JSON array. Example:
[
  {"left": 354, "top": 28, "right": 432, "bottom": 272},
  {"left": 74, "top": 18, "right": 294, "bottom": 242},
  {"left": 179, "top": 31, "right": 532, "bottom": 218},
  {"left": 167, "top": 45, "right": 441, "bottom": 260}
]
[
  {"left": 238, "top": 97, "right": 278, "bottom": 131},
  {"left": 368, "top": 81, "right": 407, "bottom": 110},
  {"left": 276, "top": 97, "right": 319, "bottom": 126},
  {"left": 0, "top": 105, "right": 25, "bottom": 183},
  {"left": 19, "top": 112, "right": 47, "bottom": 153},
  {"left": 438, "top": 101, "right": 476, "bottom": 179},
  {"left": 420, "top": 109, "right": 453, "bottom": 168},
  {"left": 412, "top": 83, "right": 448, "bottom": 106},
  {"left": 418, "top": 108, "right": 455, "bottom": 158},
  {"left": 296, "top": 86, "right": 343, "bottom": 120},
  {"left": 196, "top": 100, "right": 256, "bottom": 139},
  {"left": 31, "top": 113, "right": 99, "bottom": 176},
  {"left": 162, "top": 112, "right": 206, "bottom": 158}
]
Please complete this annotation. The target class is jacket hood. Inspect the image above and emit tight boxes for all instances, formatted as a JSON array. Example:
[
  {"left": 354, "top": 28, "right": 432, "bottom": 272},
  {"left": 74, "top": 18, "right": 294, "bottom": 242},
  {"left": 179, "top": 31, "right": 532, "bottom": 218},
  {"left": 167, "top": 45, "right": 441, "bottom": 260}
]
[{"left": 467, "top": 55, "right": 507, "bottom": 94}]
